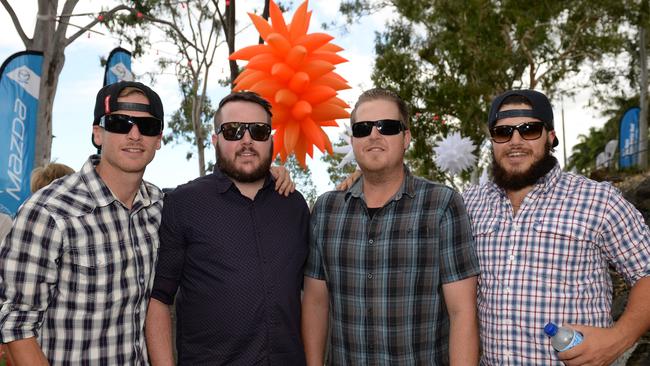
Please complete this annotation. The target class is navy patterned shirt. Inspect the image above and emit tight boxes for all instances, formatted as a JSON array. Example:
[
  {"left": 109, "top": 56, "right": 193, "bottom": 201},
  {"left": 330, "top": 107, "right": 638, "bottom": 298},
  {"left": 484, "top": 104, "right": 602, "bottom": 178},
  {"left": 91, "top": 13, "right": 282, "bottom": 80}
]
[
  {"left": 151, "top": 168, "right": 310, "bottom": 365},
  {"left": 305, "top": 167, "right": 479, "bottom": 365},
  {"left": 0, "top": 155, "right": 163, "bottom": 365}
]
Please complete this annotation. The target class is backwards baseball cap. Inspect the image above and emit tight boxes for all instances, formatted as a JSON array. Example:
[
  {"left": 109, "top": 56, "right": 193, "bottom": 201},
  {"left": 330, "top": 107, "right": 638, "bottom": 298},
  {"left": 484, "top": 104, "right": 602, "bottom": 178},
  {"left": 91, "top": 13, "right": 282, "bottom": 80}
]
[
  {"left": 487, "top": 89, "right": 558, "bottom": 147},
  {"left": 93, "top": 81, "right": 164, "bottom": 125}
]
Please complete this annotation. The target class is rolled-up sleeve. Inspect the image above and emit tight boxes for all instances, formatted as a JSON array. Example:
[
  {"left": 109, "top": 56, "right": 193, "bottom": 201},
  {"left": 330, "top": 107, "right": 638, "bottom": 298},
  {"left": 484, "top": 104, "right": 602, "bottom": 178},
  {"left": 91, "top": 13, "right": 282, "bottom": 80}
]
[{"left": 0, "top": 202, "right": 62, "bottom": 343}]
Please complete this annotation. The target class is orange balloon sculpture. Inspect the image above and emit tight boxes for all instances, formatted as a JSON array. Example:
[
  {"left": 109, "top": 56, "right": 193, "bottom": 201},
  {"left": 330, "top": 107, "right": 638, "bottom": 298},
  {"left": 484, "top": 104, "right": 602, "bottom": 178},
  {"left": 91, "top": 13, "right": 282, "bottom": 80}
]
[{"left": 229, "top": 0, "right": 350, "bottom": 168}]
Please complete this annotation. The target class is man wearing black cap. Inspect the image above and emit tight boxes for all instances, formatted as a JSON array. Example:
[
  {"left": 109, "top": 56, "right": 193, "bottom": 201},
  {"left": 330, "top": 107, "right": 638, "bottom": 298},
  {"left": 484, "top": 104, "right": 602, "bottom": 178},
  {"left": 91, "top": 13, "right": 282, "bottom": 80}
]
[
  {"left": 0, "top": 81, "right": 165, "bottom": 365},
  {"left": 462, "top": 89, "right": 650, "bottom": 365}
]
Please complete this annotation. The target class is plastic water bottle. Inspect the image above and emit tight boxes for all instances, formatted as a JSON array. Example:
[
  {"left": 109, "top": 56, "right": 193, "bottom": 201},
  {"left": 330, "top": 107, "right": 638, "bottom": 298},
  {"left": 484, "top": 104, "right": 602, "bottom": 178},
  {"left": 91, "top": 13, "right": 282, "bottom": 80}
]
[{"left": 544, "top": 322, "right": 583, "bottom": 352}]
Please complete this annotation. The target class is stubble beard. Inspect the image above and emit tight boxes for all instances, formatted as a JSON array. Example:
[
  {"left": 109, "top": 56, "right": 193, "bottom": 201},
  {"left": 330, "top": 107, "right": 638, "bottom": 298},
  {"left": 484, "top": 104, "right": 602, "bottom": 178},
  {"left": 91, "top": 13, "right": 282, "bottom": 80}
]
[
  {"left": 217, "top": 144, "right": 273, "bottom": 183},
  {"left": 492, "top": 142, "right": 557, "bottom": 191}
]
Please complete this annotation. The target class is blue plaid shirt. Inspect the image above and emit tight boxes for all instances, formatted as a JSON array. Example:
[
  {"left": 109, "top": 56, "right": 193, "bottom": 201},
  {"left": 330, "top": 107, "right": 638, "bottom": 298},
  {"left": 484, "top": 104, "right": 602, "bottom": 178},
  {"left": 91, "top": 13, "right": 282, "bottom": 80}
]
[
  {"left": 463, "top": 164, "right": 650, "bottom": 365},
  {"left": 305, "top": 167, "right": 479, "bottom": 365}
]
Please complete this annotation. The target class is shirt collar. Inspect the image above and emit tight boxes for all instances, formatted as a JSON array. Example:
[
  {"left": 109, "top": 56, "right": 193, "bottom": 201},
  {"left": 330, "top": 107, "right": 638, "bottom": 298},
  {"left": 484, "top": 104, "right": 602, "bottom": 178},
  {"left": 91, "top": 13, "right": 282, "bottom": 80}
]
[
  {"left": 81, "top": 154, "right": 163, "bottom": 209},
  {"left": 346, "top": 165, "right": 416, "bottom": 202},
  {"left": 211, "top": 166, "right": 275, "bottom": 195},
  {"left": 485, "top": 162, "right": 562, "bottom": 197}
]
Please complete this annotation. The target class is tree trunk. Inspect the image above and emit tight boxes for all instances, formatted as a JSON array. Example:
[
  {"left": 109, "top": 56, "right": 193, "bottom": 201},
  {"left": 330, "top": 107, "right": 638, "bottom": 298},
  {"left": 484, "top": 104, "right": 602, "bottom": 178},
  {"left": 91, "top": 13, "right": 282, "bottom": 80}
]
[
  {"left": 226, "top": 0, "right": 238, "bottom": 89},
  {"left": 29, "top": 0, "right": 66, "bottom": 167}
]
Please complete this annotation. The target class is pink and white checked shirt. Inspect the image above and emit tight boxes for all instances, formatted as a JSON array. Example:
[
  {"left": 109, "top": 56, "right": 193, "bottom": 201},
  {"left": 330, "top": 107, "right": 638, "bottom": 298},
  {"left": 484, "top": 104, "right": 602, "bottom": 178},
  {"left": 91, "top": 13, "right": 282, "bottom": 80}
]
[{"left": 462, "top": 164, "right": 650, "bottom": 365}]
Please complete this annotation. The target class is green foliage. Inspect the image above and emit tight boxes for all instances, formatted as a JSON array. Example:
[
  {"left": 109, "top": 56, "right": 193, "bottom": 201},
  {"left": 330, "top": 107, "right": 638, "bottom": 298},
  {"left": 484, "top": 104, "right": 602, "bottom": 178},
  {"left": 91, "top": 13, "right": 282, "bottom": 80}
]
[
  {"left": 340, "top": 0, "right": 630, "bottom": 181},
  {"left": 163, "top": 89, "right": 215, "bottom": 163}
]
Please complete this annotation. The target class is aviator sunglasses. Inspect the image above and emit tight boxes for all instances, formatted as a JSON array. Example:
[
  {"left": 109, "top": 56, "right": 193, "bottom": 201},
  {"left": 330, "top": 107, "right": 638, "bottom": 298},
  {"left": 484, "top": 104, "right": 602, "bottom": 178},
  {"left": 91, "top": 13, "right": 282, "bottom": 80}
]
[
  {"left": 217, "top": 122, "right": 272, "bottom": 141},
  {"left": 99, "top": 114, "right": 163, "bottom": 137},
  {"left": 489, "top": 121, "right": 545, "bottom": 143},
  {"left": 352, "top": 119, "right": 407, "bottom": 138}
]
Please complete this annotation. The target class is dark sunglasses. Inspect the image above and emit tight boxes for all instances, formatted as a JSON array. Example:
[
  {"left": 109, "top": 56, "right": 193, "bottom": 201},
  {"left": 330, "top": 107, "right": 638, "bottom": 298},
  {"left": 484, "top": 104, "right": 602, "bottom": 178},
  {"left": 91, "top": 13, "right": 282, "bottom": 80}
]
[
  {"left": 217, "top": 122, "right": 272, "bottom": 141},
  {"left": 99, "top": 114, "right": 163, "bottom": 137},
  {"left": 352, "top": 119, "right": 407, "bottom": 138},
  {"left": 489, "top": 121, "right": 545, "bottom": 143}
]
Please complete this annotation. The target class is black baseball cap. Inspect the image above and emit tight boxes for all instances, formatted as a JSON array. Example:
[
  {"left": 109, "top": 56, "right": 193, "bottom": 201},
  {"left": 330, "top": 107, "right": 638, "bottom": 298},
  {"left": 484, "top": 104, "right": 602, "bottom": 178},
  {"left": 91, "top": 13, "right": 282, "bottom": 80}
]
[
  {"left": 93, "top": 81, "right": 164, "bottom": 125},
  {"left": 488, "top": 89, "right": 558, "bottom": 147}
]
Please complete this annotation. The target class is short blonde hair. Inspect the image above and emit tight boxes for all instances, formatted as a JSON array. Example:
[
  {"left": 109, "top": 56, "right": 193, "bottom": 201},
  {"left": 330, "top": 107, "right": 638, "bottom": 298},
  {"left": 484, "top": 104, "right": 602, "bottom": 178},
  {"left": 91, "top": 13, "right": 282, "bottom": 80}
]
[{"left": 30, "top": 163, "right": 75, "bottom": 193}]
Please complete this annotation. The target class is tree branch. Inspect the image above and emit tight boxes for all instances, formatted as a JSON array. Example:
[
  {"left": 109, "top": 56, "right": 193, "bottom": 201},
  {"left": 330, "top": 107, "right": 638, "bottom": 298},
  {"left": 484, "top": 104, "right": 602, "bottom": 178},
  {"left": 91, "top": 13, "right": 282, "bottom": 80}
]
[
  {"left": 1, "top": 0, "right": 31, "bottom": 46},
  {"left": 65, "top": 4, "right": 132, "bottom": 46}
]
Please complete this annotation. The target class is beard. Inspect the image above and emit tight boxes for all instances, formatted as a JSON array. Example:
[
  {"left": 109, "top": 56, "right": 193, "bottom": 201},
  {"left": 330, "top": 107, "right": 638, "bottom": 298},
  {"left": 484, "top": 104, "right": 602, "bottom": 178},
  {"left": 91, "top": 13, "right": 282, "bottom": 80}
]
[
  {"left": 492, "top": 142, "right": 557, "bottom": 191},
  {"left": 217, "top": 144, "right": 273, "bottom": 183}
]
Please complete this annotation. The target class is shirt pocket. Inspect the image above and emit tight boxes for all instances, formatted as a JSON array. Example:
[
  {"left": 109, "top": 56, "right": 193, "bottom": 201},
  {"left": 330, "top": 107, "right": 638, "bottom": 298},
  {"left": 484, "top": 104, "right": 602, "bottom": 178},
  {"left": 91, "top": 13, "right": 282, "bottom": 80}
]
[
  {"left": 66, "top": 241, "right": 125, "bottom": 306},
  {"left": 526, "top": 219, "right": 597, "bottom": 289}
]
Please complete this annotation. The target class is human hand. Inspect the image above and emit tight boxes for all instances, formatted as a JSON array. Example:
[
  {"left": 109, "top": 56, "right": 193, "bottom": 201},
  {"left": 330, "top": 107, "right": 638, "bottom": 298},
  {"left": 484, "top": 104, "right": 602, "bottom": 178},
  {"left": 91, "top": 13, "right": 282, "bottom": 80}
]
[
  {"left": 335, "top": 169, "right": 362, "bottom": 191},
  {"left": 270, "top": 165, "right": 296, "bottom": 197},
  {"left": 557, "top": 324, "right": 630, "bottom": 366}
]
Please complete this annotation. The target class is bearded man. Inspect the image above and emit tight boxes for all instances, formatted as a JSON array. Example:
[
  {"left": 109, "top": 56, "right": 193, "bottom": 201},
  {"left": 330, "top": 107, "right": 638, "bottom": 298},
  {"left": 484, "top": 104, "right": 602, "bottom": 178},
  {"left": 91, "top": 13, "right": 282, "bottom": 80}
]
[
  {"left": 145, "top": 91, "right": 309, "bottom": 365},
  {"left": 462, "top": 89, "right": 650, "bottom": 365}
]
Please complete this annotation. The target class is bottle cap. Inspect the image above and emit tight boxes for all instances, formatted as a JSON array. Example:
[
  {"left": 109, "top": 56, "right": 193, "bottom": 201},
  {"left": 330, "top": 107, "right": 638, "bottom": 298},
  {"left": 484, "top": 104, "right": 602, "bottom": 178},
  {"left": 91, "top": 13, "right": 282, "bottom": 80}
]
[{"left": 544, "top": 322, "right": 558, "bottom": 336}]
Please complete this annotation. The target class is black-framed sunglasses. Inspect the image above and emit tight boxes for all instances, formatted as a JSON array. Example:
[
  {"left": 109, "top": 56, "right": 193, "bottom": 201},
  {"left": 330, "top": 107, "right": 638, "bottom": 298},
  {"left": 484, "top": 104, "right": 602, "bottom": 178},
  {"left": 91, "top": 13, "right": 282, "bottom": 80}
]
[
  {"left": 99, "top": 114, "right": 163, "bottom": 137},
  {"left": 217, "top": 122, "right": 272, "bottom": 141},
  {"left": 489, "top": 121, "right": 545, "bottom": 143},
  {"left": 352, "top": 119, "right": 407, "bottom": 138}
]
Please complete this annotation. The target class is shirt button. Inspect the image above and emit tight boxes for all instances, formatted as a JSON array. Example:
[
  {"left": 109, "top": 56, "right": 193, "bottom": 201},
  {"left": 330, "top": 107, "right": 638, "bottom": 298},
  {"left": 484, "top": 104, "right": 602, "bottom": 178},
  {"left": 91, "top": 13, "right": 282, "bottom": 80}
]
[
  {"left": 513, "top": 225, "right": 519, "bottom": 232},
  {"left": 509, "top": 255, "right": 515, "bottom": 261},
  {"left": 505, "top": 287, "right": 511, "bottom": 293},
  {"left": 367, "top": 273, "right": 373, "bottom": 279},
  {"left": 368, "top": 239, "right": 374, "bottom": 245}
]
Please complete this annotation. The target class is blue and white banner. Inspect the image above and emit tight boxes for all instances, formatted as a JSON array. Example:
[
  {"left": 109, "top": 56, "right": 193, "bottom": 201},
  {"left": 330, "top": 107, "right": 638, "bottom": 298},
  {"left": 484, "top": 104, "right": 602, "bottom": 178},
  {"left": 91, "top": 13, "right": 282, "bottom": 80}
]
[
  {"left": 619, "top": 107, "right": 640, "bottom": 169},
  {"left": 0, "top": 51, "right": 43, "bottom": 215},
  {"left": 104, "top": 47, "right": 133, "bottom": 86}
]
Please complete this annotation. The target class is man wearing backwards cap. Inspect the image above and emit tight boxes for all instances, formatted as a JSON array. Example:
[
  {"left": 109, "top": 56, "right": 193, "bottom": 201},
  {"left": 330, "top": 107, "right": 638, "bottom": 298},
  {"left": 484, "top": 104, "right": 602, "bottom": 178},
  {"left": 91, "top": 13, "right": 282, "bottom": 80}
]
[
  {"left": 0, "top": 81, "right": 165, "bottom": 365},
  {"left": 462, "top": 89, "right": 650, "bottom": 365}
]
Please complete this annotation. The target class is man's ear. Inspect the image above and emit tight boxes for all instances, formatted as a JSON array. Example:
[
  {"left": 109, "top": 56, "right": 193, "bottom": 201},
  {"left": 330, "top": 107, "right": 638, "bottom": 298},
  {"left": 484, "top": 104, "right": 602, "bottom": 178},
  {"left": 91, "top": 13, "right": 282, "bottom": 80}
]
[{"left": 92, "top": 125, "right": 103, "bottom": 148}]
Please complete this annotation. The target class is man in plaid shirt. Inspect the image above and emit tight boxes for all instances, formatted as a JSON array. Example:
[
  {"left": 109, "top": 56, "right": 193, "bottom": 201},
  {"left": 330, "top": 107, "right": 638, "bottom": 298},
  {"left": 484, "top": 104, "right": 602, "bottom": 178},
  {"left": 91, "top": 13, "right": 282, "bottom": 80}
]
[
  {"left": 303, "top": 88, "right": 480, "bottom": 365},
  {"left": 0, "top": 81, "right": 165, "bottom": 365},
  {"left": 463, "top": 89, "right": 650, "bottom": 365}
]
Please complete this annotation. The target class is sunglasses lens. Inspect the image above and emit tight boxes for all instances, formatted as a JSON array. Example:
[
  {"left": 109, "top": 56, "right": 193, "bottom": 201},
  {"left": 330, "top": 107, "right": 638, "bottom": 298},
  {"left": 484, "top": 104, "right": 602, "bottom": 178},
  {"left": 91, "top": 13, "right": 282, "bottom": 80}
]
[
  {"left": 490, "top": 126, "right": 514, "bottom": 143},
  {"left": 490, "top": 122, "right": 545, "bottom": 143},
  {"left": 219, "top": 122, "right": 271, "bottom": 141},
  {"left": 102, "top": 115, "right": 162, "bottom": 136},
  {"left": 220, "top": 123, "right": 243, "bottom": 141},
  {"left": 352, "top": 122, "right": 374, "bottom": 138},
  {"left": 377, "top": 120, "right": 403, "bottom": 135},
  {"left": 519, "top": 123, "right": 544, "bottom": 140},
  {"left": 249, "top": 123, "right": 272, "bottom": 141}
]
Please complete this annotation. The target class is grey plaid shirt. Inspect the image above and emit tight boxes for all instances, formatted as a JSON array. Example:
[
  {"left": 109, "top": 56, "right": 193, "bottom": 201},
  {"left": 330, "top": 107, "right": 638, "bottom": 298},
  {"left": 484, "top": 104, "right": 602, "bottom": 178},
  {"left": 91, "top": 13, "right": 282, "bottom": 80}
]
[
  {"left": 305, "top": 167, "right": 479, "bottom": 365},
  {"left": 0, "top": 155, "right": 163, "bottom": 365}
]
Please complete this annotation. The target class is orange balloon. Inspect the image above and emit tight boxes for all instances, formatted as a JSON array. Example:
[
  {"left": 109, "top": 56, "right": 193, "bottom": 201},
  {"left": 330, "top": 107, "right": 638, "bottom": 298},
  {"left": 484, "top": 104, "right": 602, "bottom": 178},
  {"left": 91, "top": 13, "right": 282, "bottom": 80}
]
[
  {"left": 247, "top": 53, "right": 279, "bottom": 72},
  {"left": 271, "top": 63, "right": 294, "bottom": 83},
  {"left": 302, "top": 85, "right": 336, "bottom": 105},
  {"left": 275, "top": 89, "right": 299, "bottom": 107},
  {"left": 230, "top": 0, "right": 349, "bottom": 167},
  {"left": 300, "top": 60, "right": 334, "bottom": 80},
  {"left": 288, "top": 72, "right": 310, "bottom": 94},
  {"left": 292, "top": 100, "right": 312, "bottom": 120},
  {"left": 311, "top": 103, "right": 350, "bottom": 121},
  {"left": 267, "top": 33, "right": 292, "bottom": 57},
  {"left": 229, "top": 44, "right": 270, "bottom": 60},
  {"left": 286, "top": 45, "right": 307, "bottom": 69},
  {"left": 296, "top": 33, "right": 334, "bottom": 52}
]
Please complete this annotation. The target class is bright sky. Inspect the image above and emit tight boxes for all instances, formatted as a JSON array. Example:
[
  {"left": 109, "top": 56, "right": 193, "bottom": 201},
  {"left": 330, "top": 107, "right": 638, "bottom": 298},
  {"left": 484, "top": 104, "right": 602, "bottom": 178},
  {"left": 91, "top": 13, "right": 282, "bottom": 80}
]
[{"left": 0, "top": 1, "right": 607, "bottom": 194}]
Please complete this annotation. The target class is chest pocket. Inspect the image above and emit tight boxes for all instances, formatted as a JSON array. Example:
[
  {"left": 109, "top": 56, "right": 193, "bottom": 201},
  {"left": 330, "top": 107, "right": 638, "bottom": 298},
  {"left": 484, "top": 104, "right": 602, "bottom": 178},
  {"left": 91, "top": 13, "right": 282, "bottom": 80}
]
[
  {"left": 526, "top": 219, "right": 598, "bottom": 287},
  {"left": 65, "top": 241, "right": 126, "bottom": 305}
]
